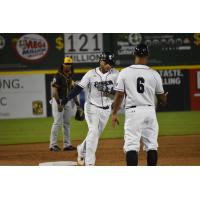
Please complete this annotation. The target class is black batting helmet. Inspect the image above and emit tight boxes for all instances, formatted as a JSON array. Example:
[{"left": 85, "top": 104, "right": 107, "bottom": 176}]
[
  {"left": 134, "top": 44, "right": 149, "bottom": 57},
  {"left": 99, "top": 52, "right": 115, "bottom": 65}
]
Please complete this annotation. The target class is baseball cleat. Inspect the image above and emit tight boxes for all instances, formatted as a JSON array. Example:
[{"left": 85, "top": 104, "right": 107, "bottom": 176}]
[
  {"left": 77, "top": 145, "right": 85, "bottom": 166},
  {"left": 63, "top": 145, "right": 77, "bottom": 151},
  {"left": 77, "top": 156, "right": 85, "bottom": 166},
  {"left": 49, "top": 145, "right": 61, "bottom": 151}
]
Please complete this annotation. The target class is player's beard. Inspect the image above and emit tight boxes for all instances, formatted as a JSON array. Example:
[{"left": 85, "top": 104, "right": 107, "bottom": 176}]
[
  {"left": 63, "top": 66, "right": 71, "bottom": 74},
  {"left": 100, "top": 65, "right": 111, "bottom": 73},
  {"left": 64, "top": 69, "right": 70, "bottom": 73}
]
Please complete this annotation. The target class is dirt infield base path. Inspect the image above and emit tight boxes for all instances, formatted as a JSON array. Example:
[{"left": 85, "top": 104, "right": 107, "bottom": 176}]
[{"left": 0, "top": 135, "right": 200, "bottom": 166}]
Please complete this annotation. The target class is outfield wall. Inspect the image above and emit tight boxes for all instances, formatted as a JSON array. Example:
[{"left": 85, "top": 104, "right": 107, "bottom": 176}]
[
  {"left": 1, "top": 33, "right": 200, "bottom": 118},
  {"left": 0, "top": 66, "right": 200, "bottom": 119},
  {"left": 0, "top": 74, "right": 47, "bottom": 119}
]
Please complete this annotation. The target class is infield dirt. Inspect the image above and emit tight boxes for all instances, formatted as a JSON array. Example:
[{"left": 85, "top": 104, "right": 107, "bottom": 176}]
[{"left": 0, "top": 135, "right": 200, "bottom": 166}]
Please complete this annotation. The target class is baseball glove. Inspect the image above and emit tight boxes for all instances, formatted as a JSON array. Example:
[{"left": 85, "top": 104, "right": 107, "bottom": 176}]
[{"left": 75, "top": 107, "right": 85, "bottom": 121}]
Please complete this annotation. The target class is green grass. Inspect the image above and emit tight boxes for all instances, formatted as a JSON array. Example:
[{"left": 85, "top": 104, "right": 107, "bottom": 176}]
[
  {"left": 157, "top": 111, "right": 200, "bottom": 136},
  {"left": 0, "top": 111, "right": 200, "bottom": 145}
]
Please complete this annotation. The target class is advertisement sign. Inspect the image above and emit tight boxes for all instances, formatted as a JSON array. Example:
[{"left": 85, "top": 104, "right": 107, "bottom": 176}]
[
  {"left": 0, "top": 74, "right": 47, "bottom": 119},
  {"left": 15, "top": 34, "right": 49, "bottom": 62},
  {"left": 64, "top": 33, "right": 103, "bottom": 63},
  {"left": 0, "top": 35, "right": 6, "bottom": 50},
  {"left": 190, "top": 70, "right": 200, "bottom": 110},
  {"left": 0, "top": 33, "right": 64, "bottom": 70},
  {"left": 113, "top": 33, "right": 200, "bottom": 66},
  {"left": 157, "top": 69, "right": 190, "bottom": 111},
  {"left": 197, "top": 71, "right": 200, "bottom": 90}
]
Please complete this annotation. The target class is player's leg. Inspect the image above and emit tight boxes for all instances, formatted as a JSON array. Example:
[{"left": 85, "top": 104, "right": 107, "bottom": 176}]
[
  {"left": 76, "top": 104, "right": 87, "bottom": 165},
  {"left": 97, "top": 107, "right": 111, "bottom": 137},
  {"left": 124, "top": 107, "right": 142, "bottom": 166},
  {"left": 84, "top": 103, "right": 101, "bottom": 165},
  {"left": 49, "top": 98, "right": 63, "bottom": 150},
  {"left": 126, "top": 150, "right": 138, "bottom": 166},
  {"left": 62, "top": 101, "right": 74, "bottom": 150},
  {"left": 78, "top": 108, "right": 110, "bottom": 166},
  {"left": 147, "top": 150, "right": 158, "bottom": 166},
  {"left": 90, "top": 108, "right": 111, "bottom": 160},
  {"left": 77, "top": 139, "right": 86, "bottom": 165},
  {"left": 141, "top": 107, "right": 159, "bottom": 166}
]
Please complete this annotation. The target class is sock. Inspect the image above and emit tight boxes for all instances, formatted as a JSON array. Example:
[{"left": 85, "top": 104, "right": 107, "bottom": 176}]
[
  {"left": 147, "top": 150, "right": 158, "bottom": 166},
  {"left": 126, "top": 150, "right": 138, "bottom": 166}
]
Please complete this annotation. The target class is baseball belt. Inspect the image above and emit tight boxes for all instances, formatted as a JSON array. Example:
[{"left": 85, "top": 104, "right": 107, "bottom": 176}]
[{"left": 90, "top": 102, "right": 110, "bottom": 110}]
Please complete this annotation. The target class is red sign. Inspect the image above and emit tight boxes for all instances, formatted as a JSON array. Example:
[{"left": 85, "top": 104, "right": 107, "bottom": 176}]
[{"left": 190, "top": 69, "right": 200, "bottom": 110}]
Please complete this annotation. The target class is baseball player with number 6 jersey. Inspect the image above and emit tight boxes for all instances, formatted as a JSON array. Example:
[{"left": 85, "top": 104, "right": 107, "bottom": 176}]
[
  {"left": 112, "top": 44, "right": 167, "bottom": 166},
  {"left": 61, "top": 52, "right": 119, "bottom": 166}
]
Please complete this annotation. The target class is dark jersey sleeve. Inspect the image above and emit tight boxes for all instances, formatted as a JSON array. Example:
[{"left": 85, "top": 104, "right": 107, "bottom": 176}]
[
  {"left": 52, "top": 73, "right": 62, "bottom": 88},
  {"left": 61, "top": 85, "right": 83, "bottom": 106}
]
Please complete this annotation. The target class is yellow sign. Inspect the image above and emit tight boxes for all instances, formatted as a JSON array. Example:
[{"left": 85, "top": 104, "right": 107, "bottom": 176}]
[
  {"left": 194, "top": 33, "right": 200, "bottom": 46},
  {"left": 55, "top": 37, "right": 64, "bottom": 50},
  {"left": 32, "top": 101, "right": 43, "bottom": 115}
]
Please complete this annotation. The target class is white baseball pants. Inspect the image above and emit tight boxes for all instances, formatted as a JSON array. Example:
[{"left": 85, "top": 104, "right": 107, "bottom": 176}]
[
  {"left": 78, "top": 102, "right": 111, "bottom": 165},
  {"left": 50, "top": 98, "right": 72, "bottom": 148},
  {"left": 124, "top": 106, "right": 159, "bottom": 153}
]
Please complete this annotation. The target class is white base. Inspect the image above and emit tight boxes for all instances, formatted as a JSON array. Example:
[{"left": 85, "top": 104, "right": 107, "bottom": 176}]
[{"left": 39, "top": 161, "right": 77, "bottom": 166}]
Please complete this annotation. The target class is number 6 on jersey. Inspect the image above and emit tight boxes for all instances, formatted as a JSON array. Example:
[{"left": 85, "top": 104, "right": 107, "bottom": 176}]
[{"left": 137, "top": 77, "right": 145, "bottom": 93}]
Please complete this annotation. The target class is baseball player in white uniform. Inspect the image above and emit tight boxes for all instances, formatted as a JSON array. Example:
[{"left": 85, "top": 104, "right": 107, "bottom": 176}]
[
  {"left": 112, "top": 44, "right": 167, "bottom": 166},
  {"left": 61, "top": 52, "right": 119, "bottom": 166}
]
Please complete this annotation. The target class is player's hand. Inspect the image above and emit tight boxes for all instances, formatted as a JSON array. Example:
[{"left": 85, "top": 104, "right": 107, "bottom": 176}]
[
  {"left": 165, "top": 92, "right": 168, "bottom": 96},
  {"left": 58, "top": 104, "right": 64, "bottom": 112},
  {"left": 77, "top": 106, "right": 83, "bottom": 111},
  {"left": 112, "top": 113, "right": 119, "bottom": 128},
  {"left": 61, "top": 97, "right": 69, "bottom": 107}
]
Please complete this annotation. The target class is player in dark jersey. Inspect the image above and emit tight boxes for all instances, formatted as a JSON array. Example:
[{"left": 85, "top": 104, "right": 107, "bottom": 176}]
[{"left": 49, "top": 57, "right": 81, "bottom": 151}]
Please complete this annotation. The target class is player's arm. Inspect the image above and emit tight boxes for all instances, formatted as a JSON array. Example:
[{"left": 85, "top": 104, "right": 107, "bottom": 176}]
[
  {"left": 61, "top": 85, "right": 83, "bottom": 106},
  {"left": 73, "top": 96, "right": 80, "bottom": 107},
  {"left": 155, "top": 71, "right": 167, "bottom": 108},
  {"left": 111, "top": 72, "right": 125, "bottom": 127},
  {"left": 52, "top": 85, "right": 60, "bottom": 105},
  {"left": 112, "top": 91, "right": 125, "bottom": 115},
  {"left": 71, "top": 81, "right": 81, "bottom": 107},
  {"left": 112, "top": 91, "right": 124, "bottom": 127},
  {"left": 51, "top": 75, "right": 61, "bottom": 105},
  {"left": 51, "top": 75, "right": 64, "bottom": 112},
  {"left": 108, "top": 73, "right": 119, "bottom": 97},
  {"left": 156, "top": 92, "right": 168, "bottom": 107},
  {"left": 61, "top": 71, "right": 91, "bottom": 106}
]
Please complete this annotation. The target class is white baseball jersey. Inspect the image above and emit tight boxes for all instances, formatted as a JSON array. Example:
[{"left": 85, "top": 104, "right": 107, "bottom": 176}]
[
  {"left": 77, "top": 67, "right": 119, "bottom": 165},
  {"left": 78, "top": 67, "right": 119, "bottom": 107},
  {"left": 115, "top": 65, "right": 164, "bottom": 108}
]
